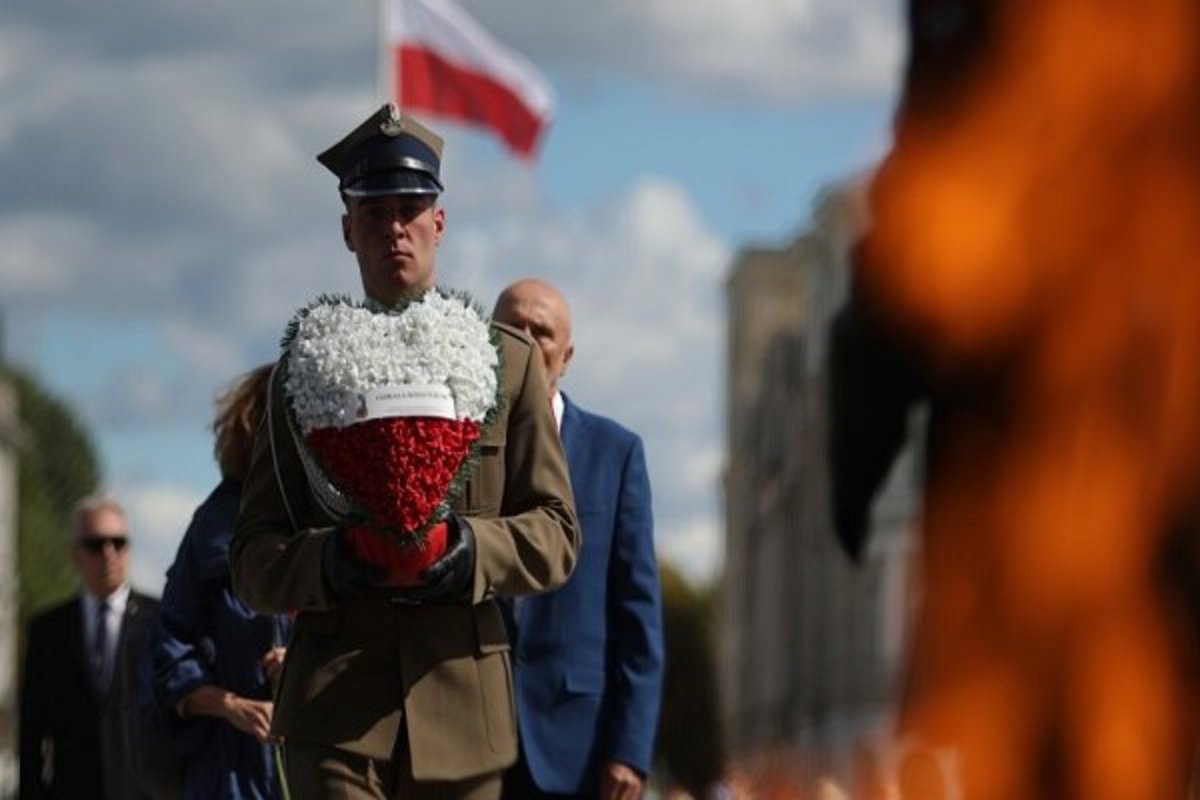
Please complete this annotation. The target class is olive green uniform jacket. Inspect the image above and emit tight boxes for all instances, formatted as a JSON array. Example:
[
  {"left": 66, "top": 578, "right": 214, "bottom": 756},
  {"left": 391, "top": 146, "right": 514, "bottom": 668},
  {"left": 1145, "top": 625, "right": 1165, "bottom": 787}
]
[{"left": 230, "top": 322, "right": 579, "bottom": 782}]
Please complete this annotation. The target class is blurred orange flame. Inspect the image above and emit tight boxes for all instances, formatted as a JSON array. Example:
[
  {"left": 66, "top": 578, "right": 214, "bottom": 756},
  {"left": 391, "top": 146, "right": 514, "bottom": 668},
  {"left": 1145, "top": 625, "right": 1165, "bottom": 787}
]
[{"left": 859, "top": 0, "right": 1200, "bottom": 797}]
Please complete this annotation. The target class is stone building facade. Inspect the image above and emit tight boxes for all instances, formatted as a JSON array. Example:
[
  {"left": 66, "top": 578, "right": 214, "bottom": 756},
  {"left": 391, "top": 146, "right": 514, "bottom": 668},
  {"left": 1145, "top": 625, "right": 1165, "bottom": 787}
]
[{"left": 720, "top": 177, "right": 924, "bottom": 794}]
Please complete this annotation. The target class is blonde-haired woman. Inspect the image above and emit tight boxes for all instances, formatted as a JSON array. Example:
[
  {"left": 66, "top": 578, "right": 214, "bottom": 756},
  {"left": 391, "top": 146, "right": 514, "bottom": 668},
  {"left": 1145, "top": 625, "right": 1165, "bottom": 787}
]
[{"left": 150, "top": 365, "right": 291, "bottom": 799}]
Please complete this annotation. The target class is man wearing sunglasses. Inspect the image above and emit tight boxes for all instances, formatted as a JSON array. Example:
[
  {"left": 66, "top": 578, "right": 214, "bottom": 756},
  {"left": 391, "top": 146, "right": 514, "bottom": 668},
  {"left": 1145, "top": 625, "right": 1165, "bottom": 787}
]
[{"left": 19, "top": 495, "right": 161, "bottom": 799}]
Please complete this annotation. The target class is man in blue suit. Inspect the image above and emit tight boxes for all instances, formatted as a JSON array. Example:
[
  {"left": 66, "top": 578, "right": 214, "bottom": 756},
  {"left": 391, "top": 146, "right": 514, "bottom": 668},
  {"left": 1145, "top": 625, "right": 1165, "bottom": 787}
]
[{"left": 493, "top": 279, "right": 665, "bottom": 800}]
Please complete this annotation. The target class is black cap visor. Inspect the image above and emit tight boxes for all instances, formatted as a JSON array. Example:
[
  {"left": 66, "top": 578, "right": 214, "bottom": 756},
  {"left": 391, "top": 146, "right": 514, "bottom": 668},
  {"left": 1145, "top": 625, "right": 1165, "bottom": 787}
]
[{"left": 342, "top": 168, "right": 443, "bottom": 197}]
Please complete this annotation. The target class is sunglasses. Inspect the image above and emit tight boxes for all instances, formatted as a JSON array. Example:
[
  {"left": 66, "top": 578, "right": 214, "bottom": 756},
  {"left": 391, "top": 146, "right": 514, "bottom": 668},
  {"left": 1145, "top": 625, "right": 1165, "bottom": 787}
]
[{"left": 79, "top": 536, "right": 129, "bottom": 555}]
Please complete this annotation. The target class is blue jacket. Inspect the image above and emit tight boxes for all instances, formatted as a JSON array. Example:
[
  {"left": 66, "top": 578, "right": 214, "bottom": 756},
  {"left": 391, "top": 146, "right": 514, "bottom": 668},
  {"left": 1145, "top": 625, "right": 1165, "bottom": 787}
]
[
  {"left": 151, "top": 479, "right": 291, "bottom": 799},
  {"left": 512, "top": 395, "right": 665, "bottom": 793}
]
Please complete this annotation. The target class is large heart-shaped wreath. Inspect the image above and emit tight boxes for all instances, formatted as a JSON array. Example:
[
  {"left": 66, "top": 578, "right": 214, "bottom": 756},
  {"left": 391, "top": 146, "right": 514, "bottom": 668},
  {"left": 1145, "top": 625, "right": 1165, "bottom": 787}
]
[{"left": 281, "top": 289, "right": 500, "bottom": 581}]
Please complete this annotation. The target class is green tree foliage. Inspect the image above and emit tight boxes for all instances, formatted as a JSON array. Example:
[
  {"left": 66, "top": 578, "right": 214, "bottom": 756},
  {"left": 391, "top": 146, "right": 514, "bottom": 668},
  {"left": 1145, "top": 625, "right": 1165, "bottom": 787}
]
[
  {"left": 657, "top": 562, "right": 725, "bottom": 797},
  {"left": 2, "top": 365, "right": 100, "bottom": 632}
]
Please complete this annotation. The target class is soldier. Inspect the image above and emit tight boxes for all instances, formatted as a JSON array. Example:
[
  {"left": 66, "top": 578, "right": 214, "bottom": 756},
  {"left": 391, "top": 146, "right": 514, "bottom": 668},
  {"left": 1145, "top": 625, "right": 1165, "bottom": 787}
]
[{"left": 231, "top": 104, "right": 579, "bottom": 800}]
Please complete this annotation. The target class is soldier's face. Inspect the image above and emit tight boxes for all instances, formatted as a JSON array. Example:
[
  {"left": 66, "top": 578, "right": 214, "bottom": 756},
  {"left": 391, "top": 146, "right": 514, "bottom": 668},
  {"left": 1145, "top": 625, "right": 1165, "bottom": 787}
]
[
  {"left": 343, "top": 194, "right": 445, "bottom": 304},
  {"left": 72, "top": 507, "right": 130, "bottom": 598}
]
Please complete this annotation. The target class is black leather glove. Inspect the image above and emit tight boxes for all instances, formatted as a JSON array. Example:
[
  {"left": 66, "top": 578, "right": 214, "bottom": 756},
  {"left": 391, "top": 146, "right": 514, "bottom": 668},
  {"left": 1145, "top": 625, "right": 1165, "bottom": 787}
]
[
  {"left": 320, "top": 516, "right": 392, "bottom": 604},
  {"left": 398, "top": 515, "right": 476, "bottom": 603}
]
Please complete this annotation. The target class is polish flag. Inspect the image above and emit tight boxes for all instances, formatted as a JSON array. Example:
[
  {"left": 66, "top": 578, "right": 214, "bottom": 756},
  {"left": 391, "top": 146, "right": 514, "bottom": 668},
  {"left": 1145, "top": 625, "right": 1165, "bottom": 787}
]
[{"left": 386, "top": 0, "right": 555, "bottom": 159}]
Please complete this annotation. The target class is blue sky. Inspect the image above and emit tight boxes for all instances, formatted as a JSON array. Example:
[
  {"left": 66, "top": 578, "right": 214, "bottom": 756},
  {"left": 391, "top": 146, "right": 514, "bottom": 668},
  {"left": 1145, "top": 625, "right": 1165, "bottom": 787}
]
[{"left": 2, "top": 0, "right": 903, "bottom": 590}]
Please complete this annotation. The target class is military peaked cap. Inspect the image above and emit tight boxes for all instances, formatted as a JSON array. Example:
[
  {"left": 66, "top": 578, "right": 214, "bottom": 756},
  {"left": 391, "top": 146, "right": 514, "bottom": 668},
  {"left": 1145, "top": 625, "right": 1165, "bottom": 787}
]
[{"left": 317, "top": 103, "right": 444, "bottom": 197}]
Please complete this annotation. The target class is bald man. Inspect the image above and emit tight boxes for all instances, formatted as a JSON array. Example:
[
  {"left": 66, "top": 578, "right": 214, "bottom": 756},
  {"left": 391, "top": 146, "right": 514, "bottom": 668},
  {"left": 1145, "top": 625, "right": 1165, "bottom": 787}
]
[{"left": 493, "top": 280, "right": 664, "bottom": 800}]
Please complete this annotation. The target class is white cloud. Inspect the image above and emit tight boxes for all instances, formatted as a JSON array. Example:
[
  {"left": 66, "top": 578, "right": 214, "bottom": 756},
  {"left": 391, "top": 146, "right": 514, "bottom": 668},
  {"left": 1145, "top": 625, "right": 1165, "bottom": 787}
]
[
  {"left": 163, "top": 319, "right": 256, "bottom": 382},
  {"left": 103, "top": 371, "right": 175, "bottom": 424},
  {"left": 463, "top": 0, "right": 904, "bottom": 104},
  {"left": 680, "top": 444, "right": 725, "bottom": 496},
  {"left": 120, "top": 482, "right": 206, "bottom": 594},
  {"left": 660, "top": 515, "right": 723, "bottom": 586},
  {"left": 231, "top": 228, "right": 365, "bottom": 344},
  {"left": 0, "top": 211, "right": 197, "bottom": 316},
  {"left": 0, "top": 213, "right": 83, "bottom": 296}
]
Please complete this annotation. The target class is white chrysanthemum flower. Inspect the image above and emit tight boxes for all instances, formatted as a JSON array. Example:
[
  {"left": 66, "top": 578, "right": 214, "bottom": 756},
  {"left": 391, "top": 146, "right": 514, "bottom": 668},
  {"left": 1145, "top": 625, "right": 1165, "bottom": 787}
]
[{"left": 284, "top": 292, "right": 499, "bottom": 434}]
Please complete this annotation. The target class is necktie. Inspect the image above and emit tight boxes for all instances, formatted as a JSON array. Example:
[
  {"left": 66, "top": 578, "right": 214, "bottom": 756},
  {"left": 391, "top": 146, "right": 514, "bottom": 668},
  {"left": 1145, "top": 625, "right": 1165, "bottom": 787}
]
[{"left": 92, "top": 600, "right": 109, "bottom": 693}]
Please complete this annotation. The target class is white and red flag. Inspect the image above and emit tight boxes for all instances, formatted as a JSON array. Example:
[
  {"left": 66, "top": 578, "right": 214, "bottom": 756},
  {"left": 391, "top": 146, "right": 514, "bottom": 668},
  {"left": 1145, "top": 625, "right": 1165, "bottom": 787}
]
[{"left": 385, "top": 0, "right": 555, "bottom": 159}]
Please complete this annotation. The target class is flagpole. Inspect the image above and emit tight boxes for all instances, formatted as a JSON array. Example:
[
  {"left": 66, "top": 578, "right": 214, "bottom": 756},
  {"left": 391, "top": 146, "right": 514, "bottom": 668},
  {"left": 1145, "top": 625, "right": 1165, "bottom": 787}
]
[{"left": 377, "top": 0, "right": 396, "bottom": 108}]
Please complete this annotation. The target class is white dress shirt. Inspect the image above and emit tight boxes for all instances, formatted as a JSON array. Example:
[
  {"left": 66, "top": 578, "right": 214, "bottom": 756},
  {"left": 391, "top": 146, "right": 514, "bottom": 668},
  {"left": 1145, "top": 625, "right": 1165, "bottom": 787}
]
[
  {"left": 551, "top": 391, "right": 564, "bottom": 433},
  {"left": 82, "top": 582, "right": 130, "bottom": 690}
]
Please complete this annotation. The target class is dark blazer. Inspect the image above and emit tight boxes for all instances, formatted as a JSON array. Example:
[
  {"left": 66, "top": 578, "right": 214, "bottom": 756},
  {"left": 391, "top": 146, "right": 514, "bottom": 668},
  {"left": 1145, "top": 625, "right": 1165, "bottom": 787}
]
[
  {"left": 511, "top": 394, "right": 665, "bottom": 794},
  {"left": 231, "top": 321, "right": 579, "bottom": 782},
  {"left": 19, "top": 589, "right": 160, "bottom": 800}
]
